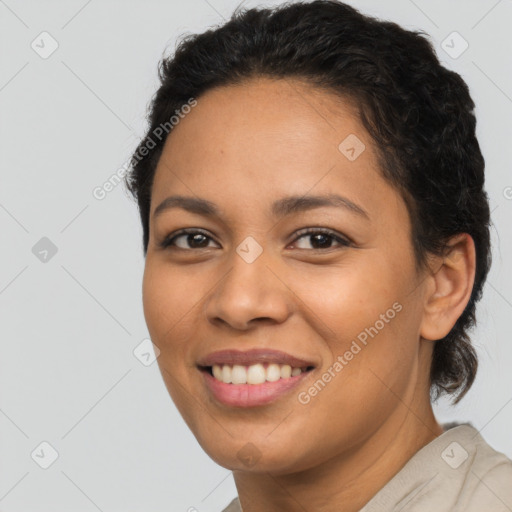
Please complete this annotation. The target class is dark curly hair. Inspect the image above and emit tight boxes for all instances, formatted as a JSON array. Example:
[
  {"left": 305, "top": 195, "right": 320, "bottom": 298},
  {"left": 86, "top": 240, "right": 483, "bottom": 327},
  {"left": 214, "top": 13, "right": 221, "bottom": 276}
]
[{"left": 125, "top": 0, "right": 491, "bottom": 404}]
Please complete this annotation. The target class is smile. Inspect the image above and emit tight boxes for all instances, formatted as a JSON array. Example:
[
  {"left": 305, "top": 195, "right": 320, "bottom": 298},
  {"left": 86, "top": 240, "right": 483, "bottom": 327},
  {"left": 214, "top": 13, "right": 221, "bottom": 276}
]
[
  {"left": 209, "top": 362, "right": 312, "bottom": 384},
  {"left": 197, "top": 348, "right": 317, "bottom": 407}
]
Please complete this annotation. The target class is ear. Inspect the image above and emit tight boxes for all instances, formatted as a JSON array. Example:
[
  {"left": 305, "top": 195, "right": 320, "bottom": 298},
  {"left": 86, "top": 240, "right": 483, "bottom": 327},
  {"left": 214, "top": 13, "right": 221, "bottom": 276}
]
[{"left": 420, "top": 233, "right": 476, "bottom": 341}]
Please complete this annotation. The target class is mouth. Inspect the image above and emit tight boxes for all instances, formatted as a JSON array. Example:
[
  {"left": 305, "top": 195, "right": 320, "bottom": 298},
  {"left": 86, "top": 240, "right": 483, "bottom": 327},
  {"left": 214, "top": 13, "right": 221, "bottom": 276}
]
[
  {"left": 198, "top": 362, "right": 315, "bottom": 385},
  {"left": 196, "top": 349, "right": 317, "bottom": 407}
]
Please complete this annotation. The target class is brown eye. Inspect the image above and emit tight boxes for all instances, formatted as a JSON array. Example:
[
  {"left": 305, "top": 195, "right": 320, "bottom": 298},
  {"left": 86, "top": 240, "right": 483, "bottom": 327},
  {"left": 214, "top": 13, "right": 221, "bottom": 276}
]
[
  {"left": 160, "top": 229, "right": 218, "bottom": 250},
  {"left": 291, "top": 228, "right": 351, "bottom": 250}
]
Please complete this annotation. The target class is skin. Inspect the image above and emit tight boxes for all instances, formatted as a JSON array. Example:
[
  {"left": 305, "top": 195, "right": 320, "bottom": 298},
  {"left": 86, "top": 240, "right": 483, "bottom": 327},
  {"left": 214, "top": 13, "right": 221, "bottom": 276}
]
[{"left": 142, "top": 77, "right": 476, "bottom": 511}]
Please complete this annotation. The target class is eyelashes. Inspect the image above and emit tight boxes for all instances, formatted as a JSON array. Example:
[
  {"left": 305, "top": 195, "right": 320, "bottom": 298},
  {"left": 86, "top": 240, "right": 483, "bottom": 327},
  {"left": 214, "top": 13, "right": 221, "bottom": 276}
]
[
  {"left": 160, "top": 228, "right": 215, "bottom": 250},
  {"left": 159, "top": 227, "right": 352, "bottom": 252},
  {"left": 291, "top": 227, "right": 351, "bottom": 250}
]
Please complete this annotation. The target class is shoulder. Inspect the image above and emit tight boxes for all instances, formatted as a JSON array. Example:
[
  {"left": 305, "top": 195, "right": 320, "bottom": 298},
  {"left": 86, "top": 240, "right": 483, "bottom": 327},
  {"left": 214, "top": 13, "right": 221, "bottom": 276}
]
[
  {"left": 455, "top": 426, "right": 512, "bottom": 511},
  {"left": 221, "top": 497, "right": 241, "bottom": 512},
  {"left": 361, "top": 423, "right": 512, "bottom": 512}
]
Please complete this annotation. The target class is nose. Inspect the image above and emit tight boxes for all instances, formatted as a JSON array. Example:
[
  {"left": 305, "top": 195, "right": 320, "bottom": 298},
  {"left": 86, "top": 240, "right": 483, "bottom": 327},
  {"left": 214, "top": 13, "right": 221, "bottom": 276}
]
[{"left": 205, "top": 246, "right": 293, "bottom": 331}]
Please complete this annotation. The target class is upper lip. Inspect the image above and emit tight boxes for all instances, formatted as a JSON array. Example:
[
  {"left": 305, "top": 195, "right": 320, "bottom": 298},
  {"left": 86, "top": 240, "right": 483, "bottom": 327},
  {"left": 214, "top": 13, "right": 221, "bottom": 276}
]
[{"left": 197, "top": 349, "right": 316, "bottom": 368}]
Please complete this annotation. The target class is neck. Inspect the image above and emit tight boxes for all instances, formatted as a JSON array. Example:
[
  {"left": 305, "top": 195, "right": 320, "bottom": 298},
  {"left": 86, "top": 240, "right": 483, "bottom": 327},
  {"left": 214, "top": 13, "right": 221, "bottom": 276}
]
[{"left": 233, "top": 389, "right": 443, "bottom": 512}]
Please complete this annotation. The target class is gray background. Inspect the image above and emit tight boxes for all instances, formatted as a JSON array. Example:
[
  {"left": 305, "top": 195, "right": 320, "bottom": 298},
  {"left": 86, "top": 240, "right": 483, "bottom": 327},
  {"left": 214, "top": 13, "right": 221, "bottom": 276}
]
[{"left": 1, "top": 0, "right": 511, "bottom": 510}]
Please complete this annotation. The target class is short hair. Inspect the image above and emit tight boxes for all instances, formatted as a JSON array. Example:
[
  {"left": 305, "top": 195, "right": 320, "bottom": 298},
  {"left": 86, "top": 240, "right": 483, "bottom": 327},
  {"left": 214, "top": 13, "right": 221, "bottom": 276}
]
[{"left": 125, "top": 0, "right": 492, "bottom": 404}]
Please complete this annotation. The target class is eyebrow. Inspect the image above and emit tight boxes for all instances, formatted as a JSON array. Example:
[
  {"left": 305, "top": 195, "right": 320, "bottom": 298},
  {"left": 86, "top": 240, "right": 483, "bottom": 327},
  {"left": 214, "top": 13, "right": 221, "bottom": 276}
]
[{"left": 153, "top": 193, "right": 369, "bottom": 220}]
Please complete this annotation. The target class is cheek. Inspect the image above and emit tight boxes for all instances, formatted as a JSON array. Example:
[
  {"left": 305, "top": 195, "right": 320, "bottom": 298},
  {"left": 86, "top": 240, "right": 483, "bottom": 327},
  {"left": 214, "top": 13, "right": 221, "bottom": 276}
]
[
  {"left": 294, "top": 257, "right": 407, "bottom": 340},
  {"left": 292, "top": 256, "right": 420, "bottom": 394},
  {"left": 141, "top": 261, "right": 198, "bottom": 357},
  {"left": 143, "top": 260, "right": 190, "bottom": 324},
  {"left": 142, "top": 261, "right": 205, "bottom": 427}
]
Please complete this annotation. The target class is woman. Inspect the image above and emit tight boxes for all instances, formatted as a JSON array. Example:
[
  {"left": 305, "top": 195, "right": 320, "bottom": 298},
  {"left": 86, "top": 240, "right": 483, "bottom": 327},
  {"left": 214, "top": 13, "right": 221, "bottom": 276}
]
[{"left": 125, "top": 1, "right": 512, "bottom": 510}]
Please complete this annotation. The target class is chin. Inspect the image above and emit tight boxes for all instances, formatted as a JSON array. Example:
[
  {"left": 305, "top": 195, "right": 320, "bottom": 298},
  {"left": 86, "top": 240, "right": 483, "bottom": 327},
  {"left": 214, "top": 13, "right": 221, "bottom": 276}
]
[{"left": 197, "top": 433, "right": 316, "bottom": 475}]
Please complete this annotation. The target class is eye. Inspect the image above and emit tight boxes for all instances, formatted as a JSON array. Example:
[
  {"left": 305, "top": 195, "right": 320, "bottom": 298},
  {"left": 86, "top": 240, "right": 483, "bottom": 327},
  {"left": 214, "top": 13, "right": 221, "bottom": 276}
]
[
  {"left": 159, "top": 227, "right": 351, "bottom": 252},
  {"left": 159, "top": 229, "right": 219, "bottom": 250},
  {"left": 289, "top": 228, "right": 351, "bottom": 251}
]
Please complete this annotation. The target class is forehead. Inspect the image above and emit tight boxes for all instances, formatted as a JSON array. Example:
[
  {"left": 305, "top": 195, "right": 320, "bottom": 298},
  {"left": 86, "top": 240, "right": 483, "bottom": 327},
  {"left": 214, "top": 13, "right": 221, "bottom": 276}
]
[
  {"left": 150, "top": 77, "right": 396, "bottom": 221},
  {"left": 162, "top": 77, "right": 363, "bottom": 156}
]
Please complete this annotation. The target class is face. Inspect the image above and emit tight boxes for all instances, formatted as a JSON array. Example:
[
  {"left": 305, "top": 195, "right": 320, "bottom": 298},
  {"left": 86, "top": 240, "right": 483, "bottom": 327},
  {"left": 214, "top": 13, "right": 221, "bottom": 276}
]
[{"left": 142, "top": 78, "right": 433, "bottom": 474}]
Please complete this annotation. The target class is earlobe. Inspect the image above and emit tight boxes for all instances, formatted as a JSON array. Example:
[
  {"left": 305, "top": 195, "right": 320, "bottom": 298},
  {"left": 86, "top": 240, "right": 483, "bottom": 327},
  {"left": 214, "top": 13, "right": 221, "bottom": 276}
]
[{"left": 420, "top": 233, "right": 476, "bottom": 341}]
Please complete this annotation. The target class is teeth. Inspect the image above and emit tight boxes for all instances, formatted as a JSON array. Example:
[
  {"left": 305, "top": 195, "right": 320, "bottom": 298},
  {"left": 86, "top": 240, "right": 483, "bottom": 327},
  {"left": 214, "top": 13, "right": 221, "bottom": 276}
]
[
  {"left": 247, "top": 363, "right": 266, "bottom": 385},
  {"left": 280, "top": 364, "right": 292, "bottom": 379},
  {"left": 221, "top": 365, "right": 232, "bottom": 384},
  {"left": 212, "top": 365, "right": 223, "bottom": 381},
  {"left": 266, "top": 363, "right": 281, "bottom": 382},
  {"left": 210, "top": 363, "right": 308, "bottom": 384},
  {"left": 231, "top": 364, "right": 247, "bottom": 384}
]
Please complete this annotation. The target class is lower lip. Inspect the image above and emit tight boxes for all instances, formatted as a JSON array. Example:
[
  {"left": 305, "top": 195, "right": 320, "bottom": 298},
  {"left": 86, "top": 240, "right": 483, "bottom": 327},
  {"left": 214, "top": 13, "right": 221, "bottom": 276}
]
[{"left": 200, "top": 369, "right": 312, "bottom": 407}]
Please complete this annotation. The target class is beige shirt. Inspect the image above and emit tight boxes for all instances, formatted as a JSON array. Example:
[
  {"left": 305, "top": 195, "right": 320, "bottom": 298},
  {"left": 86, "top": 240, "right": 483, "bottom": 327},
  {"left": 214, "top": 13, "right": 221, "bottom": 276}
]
[{"left": 221, "top": 423, "right": 512, "bottom": 511}]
